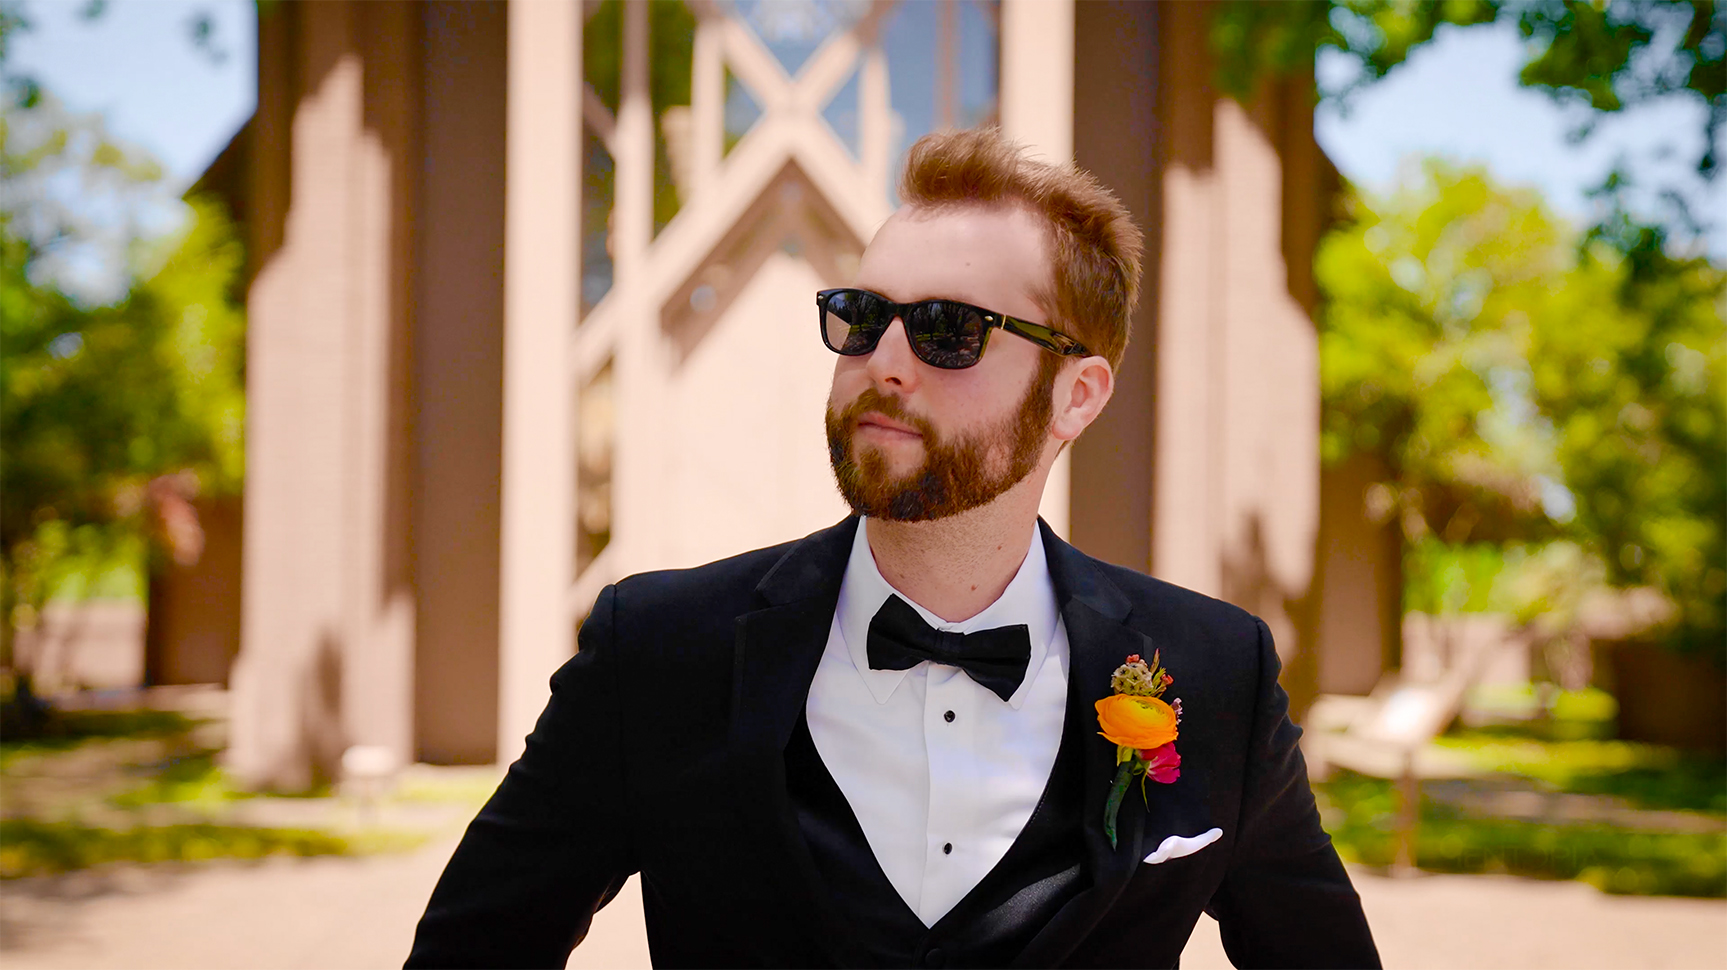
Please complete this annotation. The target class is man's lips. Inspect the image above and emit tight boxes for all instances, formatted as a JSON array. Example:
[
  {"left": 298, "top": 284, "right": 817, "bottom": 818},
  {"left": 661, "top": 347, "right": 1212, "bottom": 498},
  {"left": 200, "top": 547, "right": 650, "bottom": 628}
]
[{"left": 856, "top": 412, "right": 921, "bottom": 437}]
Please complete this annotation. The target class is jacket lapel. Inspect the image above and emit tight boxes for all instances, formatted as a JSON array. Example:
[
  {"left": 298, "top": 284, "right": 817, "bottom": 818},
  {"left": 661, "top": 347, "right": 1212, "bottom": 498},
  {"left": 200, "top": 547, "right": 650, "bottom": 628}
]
[
  {"left": 1014, "top": 520, "right": 1205, "bottom": 968},
  {"left": 728, "top": 516, "right": 1213, "bottom": 966},
  {"left": 728, "top": 515, "right": 865, "bottom": 966}
]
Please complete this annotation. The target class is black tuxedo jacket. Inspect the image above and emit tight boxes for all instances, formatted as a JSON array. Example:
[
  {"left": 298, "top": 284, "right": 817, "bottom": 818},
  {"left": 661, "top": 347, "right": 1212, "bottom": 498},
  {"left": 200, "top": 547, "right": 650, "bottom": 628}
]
[{"left": 407, "top": 517, "right": 1380, "bottom": 969}]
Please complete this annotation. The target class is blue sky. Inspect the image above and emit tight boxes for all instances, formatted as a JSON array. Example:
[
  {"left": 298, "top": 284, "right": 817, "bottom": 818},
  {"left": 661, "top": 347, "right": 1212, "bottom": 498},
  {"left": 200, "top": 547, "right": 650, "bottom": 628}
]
[
  {"left": 7, "top": 0, "right": 257, "bottom": 192},
  {"left": 1315, "top": 22, "right": 1723, "bottom": 256},
  {"left": 8, "top": 1, "right": 1720, "bottom": 254}
]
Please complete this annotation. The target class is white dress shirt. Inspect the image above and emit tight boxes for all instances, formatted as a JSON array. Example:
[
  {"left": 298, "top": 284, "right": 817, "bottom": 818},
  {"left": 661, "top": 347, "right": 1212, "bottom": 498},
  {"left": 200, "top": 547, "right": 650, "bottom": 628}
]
[{"left": 805, "top": 518, "right": 1070, "bottom": 927}]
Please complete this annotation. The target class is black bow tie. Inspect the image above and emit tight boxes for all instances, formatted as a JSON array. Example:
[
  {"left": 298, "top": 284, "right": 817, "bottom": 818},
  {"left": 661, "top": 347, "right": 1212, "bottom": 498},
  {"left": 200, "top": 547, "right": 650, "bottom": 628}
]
[{"left": 865, "top": 595, "right": 1032, "bottom": 702}]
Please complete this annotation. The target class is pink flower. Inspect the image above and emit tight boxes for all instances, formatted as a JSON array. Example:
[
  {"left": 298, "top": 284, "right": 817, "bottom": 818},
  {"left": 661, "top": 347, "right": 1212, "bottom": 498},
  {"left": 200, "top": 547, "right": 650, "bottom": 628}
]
[{"left": 1137, "top": 741, "right": 1181, "bottom": 783}]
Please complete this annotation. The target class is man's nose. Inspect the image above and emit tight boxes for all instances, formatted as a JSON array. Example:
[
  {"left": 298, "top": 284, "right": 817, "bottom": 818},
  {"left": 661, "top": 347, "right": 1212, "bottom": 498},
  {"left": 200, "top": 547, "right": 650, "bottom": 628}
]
[{"left": 864, "top": 317, "right": 920, "bottom": 390}]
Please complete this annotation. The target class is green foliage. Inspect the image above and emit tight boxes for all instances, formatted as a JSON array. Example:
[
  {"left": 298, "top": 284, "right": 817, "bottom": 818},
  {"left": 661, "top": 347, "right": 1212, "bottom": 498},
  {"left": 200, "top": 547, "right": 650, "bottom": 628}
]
[
  {"left": 0, "top": 520, "right": 147, "bottom": 617},
  {"left": 582, "top": 0, "right": 696, "bottom": 232},
  {"left": 1319, "top": 162, "right": 1726, "bottom": 658},
  {"left": 1566, "top": 762, "right": 1727, "bottom": 815},
  {"left": 1, "top": 88, "right": 246, "bottom": 655},
  {"left": 1318, "top": 163, "right": 1568, "bottom": 541},
  {"left": 1404, "top": 539, "right": 1507, "bottom": 614},
  {"left": 1433, "top": 729, "right": 1726, "bottom": 811},
  {"left": 583, "top": 0, "right": 696, "bottom": 117},
  {"left": 1212, "top": 1, "right": 1725, "bottom": 238},
  {"left": 1435, "top": 731, "right": 1666, "bottom": 787},
  {"left": 1212, "top": 1, "right": 1722, "bottom": 147},
  {"left": 0, "top": 819, "right": 352, "bottom": 879},
  {"left": 1, "top": 195, "right": 246, "bottom": 547},
  {"left": 1547, "top": 685, "right": 1620, "bottom": 724},
  {"left": 1317, "top": 769, "right": 1727, "bottom": 897},
  {"left": 1229, "top": 2, "right": 1727, "bottom": 654},
  {"left": 1512, "top": 1, "right": 1725, "bottom": 176},
  {"left": 1463, "top": 683, "right": 1620, "bottom": 739},
  {"left": 0, "top": 1, "right": 38, "bottom": 106},
  {"left": 1530, "top": 234, "right": 1727, "bottom": 655},
  {"left": 0, "top": 706, "right": 433, "bottom": 877},
  {"left": 105, "top": 749, "right": 243, "bottom": 810},
  {"left": 1212, "top": 0, "right": 1496, "bottom": 94},
  {"left": 389, "top": 769, "right": 506, "bottom": 807},
  {"left": 0, "top": 706, "right": 197, "bottom": 765}
]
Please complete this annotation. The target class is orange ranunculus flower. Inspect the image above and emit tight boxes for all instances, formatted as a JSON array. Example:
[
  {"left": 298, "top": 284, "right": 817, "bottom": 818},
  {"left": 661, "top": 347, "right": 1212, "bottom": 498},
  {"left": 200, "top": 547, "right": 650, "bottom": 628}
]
[{"left": 1094, "top": 694, "right": 1178, "bottom": 750}]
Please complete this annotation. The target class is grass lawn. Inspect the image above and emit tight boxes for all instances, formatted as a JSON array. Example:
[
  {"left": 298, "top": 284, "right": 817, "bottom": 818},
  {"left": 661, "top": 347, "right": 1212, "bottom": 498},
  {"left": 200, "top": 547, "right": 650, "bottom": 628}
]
[
  {"left": 1316, "top": 729, "right": 1727, "bottom": 898},
  {"left": 0, "top": 705, "right": 438, "bottom": 879}
]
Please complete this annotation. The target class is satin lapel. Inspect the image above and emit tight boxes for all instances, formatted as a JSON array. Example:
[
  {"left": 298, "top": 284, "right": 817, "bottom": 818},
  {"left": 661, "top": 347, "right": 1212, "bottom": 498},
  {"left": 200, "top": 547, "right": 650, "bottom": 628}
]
[
  {"left": 727, "top": 516, "right": 864, "bottom": 967},
  {"left": 1014, "top": 521, "right": 1158, "bottom": 968}
]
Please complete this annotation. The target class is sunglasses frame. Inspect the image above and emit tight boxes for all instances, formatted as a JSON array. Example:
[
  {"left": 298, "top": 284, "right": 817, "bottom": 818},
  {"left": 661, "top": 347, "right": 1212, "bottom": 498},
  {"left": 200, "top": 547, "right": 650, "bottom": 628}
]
[{"left": 816, "top": 287, "right": 1092, "bottom": 370}]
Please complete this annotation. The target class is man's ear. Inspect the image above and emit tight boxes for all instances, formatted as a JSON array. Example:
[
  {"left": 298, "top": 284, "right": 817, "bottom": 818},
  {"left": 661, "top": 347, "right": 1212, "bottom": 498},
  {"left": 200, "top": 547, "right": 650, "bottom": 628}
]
[{"left": 1050, "top": 355, "right": 1114, "bottom": 443}]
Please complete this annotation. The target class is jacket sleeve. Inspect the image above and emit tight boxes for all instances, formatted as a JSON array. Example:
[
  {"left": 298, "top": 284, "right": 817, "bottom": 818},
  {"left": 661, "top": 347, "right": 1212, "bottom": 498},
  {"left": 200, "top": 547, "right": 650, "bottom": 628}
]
[
  {"left": 406, "top": 584, "right": 636, "bottom": 969},
  {"left": 1206, "top": 618, "right": 1381, "bottom": 969}
]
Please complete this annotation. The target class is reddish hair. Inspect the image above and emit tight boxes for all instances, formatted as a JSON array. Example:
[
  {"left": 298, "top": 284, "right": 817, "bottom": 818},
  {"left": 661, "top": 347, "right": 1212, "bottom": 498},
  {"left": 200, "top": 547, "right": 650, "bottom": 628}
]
[{"left": 898, "top": 127, "right": 1144, "bottom": 370}]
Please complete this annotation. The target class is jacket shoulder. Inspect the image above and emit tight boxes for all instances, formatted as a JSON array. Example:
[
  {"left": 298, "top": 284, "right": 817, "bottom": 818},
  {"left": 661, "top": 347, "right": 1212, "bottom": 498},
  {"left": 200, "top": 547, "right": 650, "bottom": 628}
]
[
  {"left": 603, "top": 516, "right": 856, "bottom": 616},
  {"left": 606, "top": 536, "right": 799, "bottom": 615},
  {"left": 1089, "top": 557, "right": 1265, "bottom": 645},
  {"left": 570, "top": 537, "right": 804, "bottom": 686}
]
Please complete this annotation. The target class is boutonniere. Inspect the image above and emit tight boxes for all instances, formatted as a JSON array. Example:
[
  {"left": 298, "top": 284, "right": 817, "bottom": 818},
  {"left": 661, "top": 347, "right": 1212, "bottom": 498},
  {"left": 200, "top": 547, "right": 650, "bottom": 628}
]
[{"left": 1094, "top": 652, "right": 1182, "bottom": 848}]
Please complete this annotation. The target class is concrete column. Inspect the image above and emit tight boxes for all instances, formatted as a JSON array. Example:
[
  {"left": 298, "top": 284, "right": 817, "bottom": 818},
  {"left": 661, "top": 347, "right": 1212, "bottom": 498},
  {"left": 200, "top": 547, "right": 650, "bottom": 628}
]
[
  {"left": 1316, "top": 453, "right": 1403, "bottom": 694},
  {"left": 859, "top": 42, "right": 891, "bottom": 202},
  {"left": 231, "top": 1, "right": 349, "bottom": 790},
  {"left": 415, "top": 0, "right": 507, "bottom": 764},
  {"left": 690, "top": 14, "right": 723, "bottom": 199},
  {"left": 344, "top": 0, "right": 417, "bottom": 774},
  {"left": 1144, "top": 1, "right": 1324, "bottom": 716},
  {"left": 231, "top": 0, "right": 418, "bottom": 788},
  {"left": 614, "top": 0, "right": 653, "bottom": 281},
  {"left": 1070, "top": 1, "right": 1157, "bottom": 573},
  {"left": 608, "top": 0, "right": 664, "bottom": 579},
  {"left": 498, "top": 0, "right": 581, "bottom": 764},
  {"left": 1149, "top": 0, "right": 1221, "bottom": 598},
  {"left": 999, "top": 0, "right": 1075, "bottom": 540},
  {"left": 1213, "top": 90, "right": 1320, "bottom": 712},
  {"left": 145, "top": 498, "right": 243, "bottom": 686},
  {"left": 229, "top": 12, "right": 293, "bottom": 760}
]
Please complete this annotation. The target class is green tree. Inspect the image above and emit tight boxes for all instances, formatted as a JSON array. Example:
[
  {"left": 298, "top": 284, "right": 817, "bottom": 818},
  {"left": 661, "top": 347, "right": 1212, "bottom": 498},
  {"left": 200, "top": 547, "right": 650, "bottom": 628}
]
[
  {"left": 1529, "top": 222, "right": 1727, "bottom": 655},
  {"left": 1212, "top": 0, "right": 1725, "bottom": 237},
  {"left": 1217, "top": 0, "right": 1727, "bottom": 662},
  {"left": 1, "top": 87, "right": 246, "bottom": 675},
  {"left": 1319, "top": 162, "right": 1567, "bottom": 549},
  {"left": 1318, "top": 161, "right": 1725, "bottom": 660}
]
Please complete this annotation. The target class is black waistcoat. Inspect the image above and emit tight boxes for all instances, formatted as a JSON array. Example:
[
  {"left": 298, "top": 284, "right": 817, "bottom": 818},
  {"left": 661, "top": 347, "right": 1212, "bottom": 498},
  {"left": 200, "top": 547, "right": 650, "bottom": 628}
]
[{"left": 783, "top": 699, "right": 1089, "bottom": 969}]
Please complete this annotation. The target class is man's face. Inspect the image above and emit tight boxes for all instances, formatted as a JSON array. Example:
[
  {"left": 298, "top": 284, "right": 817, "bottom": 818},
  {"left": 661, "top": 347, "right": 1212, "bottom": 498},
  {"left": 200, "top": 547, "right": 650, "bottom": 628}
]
[{"left": 825, "top": 204, "right": 1059, "bottom": 522}]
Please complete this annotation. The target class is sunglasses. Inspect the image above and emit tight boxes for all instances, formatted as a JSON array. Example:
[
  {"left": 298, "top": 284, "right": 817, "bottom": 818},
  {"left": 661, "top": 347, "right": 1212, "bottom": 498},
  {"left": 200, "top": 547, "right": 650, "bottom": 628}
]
[{"left": 816, "top": 287, "right": 1091, "bottom": 370}]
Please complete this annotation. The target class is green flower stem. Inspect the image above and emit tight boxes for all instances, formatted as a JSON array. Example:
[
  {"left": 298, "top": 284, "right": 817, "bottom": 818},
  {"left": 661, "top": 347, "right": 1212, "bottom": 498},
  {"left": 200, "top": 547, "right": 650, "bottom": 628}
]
[{"left": 1104, "top": 762, "right": 1132, "bottom": 849}]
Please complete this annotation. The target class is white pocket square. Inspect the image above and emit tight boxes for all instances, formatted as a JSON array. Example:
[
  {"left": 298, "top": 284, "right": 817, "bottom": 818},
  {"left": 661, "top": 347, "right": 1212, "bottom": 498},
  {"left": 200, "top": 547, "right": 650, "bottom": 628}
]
[{"left": 1142, "top": 827, "right": 1222, "bottom": 865}]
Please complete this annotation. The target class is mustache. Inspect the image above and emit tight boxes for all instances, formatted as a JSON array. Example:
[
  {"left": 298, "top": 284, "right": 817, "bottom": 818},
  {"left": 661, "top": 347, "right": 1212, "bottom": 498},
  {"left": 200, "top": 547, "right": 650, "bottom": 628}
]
[{"left": 833, "top": 387, "right": 936, "bottom": 438}]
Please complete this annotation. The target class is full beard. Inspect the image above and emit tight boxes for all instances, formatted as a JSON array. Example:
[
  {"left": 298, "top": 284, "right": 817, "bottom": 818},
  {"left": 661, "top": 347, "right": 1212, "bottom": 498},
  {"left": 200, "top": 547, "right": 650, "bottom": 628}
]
[{"left": 825, "top": 357, "right": 1059, "bottom": 522}]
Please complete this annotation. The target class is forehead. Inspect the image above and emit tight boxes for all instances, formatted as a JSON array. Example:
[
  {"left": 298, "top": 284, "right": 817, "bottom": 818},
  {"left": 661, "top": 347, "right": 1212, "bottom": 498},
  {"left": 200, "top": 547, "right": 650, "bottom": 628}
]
[{"left": 853, "top": 203, "right": 1050, "bottom": 318}]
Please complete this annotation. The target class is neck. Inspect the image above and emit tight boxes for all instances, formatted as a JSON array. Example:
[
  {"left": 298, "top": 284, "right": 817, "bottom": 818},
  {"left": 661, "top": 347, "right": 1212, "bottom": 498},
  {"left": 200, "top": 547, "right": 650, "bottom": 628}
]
[{"left": 863, "top": 474, "right": 1048, "bottom": 623}]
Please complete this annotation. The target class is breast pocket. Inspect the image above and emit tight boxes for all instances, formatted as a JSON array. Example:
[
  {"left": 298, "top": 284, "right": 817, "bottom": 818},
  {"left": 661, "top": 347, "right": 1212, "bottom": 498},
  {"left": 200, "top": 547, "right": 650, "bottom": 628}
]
[{"left": 1142, "top": 827, "right": 1223, "bottom": 866}]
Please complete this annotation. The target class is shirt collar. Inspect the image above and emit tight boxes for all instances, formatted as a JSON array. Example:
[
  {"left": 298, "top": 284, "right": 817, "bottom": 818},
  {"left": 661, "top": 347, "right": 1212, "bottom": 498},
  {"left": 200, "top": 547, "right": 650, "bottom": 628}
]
[{"left": 834, "top": 517, "right": 1059, "bottom": 709}]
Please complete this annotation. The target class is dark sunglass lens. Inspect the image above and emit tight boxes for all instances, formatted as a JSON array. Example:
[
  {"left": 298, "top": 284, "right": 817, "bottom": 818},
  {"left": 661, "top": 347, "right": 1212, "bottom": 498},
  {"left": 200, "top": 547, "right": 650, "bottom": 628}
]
[
  {"left": 823, "top": 291, "right": 884, "bottom": 355},
  {"left": 909, "top": 302, "right": 985, "bottom": 368}
]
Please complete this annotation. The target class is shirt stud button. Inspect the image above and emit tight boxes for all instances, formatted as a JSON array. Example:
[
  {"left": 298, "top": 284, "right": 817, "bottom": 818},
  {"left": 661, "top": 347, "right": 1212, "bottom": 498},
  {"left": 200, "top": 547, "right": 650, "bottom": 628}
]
[
  {"left": 943, "top": 842, "right": 953, "bottom": 855},
  {"left": 944, "top": 710, "right": 955, "bottom": 723}
]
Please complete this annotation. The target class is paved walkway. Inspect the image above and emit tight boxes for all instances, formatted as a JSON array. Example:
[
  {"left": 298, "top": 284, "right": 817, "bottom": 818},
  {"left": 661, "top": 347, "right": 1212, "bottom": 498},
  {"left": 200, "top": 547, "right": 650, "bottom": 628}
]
[{"left": 3, "top": 833, "right": 1723, "bottom": 969}]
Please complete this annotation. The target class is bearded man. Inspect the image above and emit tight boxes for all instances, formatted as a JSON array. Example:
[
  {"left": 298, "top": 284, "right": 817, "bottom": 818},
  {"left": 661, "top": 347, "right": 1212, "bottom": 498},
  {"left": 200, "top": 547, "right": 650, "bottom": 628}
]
[{"left": 407, "top": 128, "right": 1380, "bottom": 969}]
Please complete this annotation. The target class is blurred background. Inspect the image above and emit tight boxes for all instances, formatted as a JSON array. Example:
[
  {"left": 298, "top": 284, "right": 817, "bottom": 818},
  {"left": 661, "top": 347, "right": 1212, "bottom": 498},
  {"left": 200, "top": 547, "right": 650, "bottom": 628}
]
[{"left": 0, "top": 1, "right": 1722, "bottom": 967}]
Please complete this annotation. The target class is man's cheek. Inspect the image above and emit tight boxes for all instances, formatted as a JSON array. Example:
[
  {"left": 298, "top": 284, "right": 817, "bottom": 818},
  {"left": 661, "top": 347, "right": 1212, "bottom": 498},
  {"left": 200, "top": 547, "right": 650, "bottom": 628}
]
[{"left": 829, "top": 360, "right": 870, "bottom": 401}]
